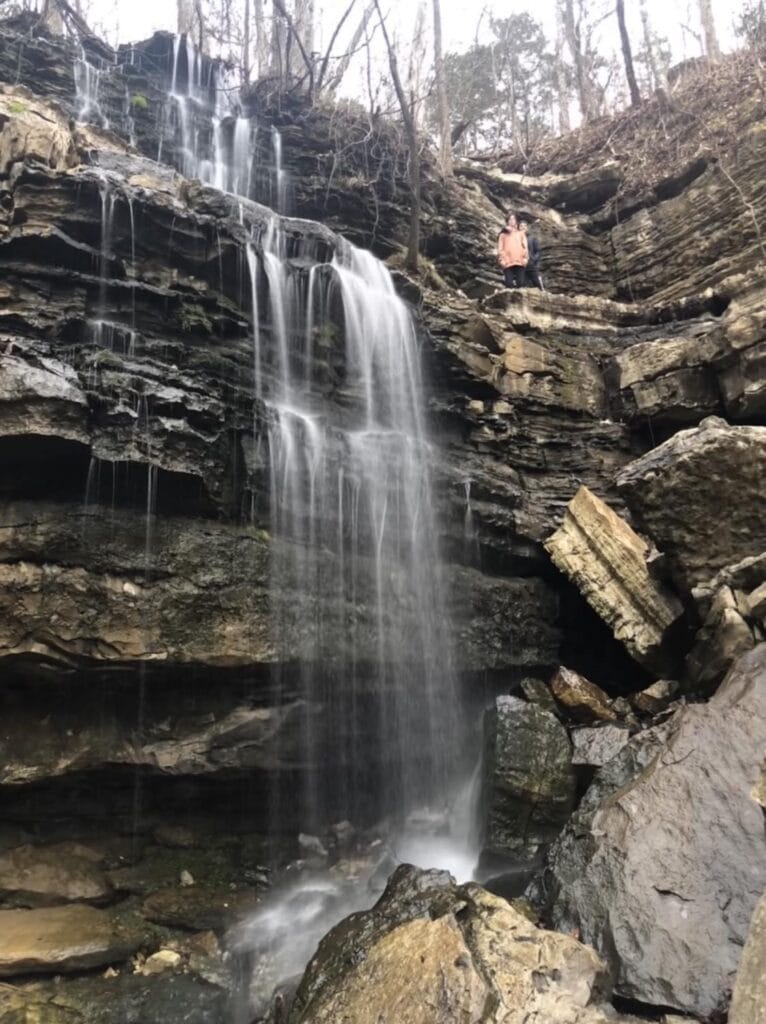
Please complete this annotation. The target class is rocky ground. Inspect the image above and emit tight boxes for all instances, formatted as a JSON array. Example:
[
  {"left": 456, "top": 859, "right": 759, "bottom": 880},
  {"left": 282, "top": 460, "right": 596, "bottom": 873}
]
[{"left": 0, "top": 13, "right": 765, "bottom": 1024}]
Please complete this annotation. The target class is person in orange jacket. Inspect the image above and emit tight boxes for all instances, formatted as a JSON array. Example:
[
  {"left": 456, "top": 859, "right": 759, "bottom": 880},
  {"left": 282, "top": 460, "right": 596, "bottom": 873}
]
[{"left": 496, "top": 213, "right": 528, "bottom": 288}]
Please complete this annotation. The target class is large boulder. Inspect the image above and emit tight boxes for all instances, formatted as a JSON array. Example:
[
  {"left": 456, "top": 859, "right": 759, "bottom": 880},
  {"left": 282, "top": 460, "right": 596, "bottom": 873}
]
[
  {"left": 546, "top": 644, "right": 766, "bottom": 1016},
  {"left": 482, "top": 696, "right": 575, "bottom": 866},
  {"left": 0, "top": 904, "right": 144, "bottom": 976},
  {"left": 544, "top": 486, "right": 684, "bottom": 673},
  {"left": 288, "top": 864, "right": 647, "bottom": 1024},
  {"left": 0, "top": 843, "right": 111, "bottom": 907},
  {"left": 617, "top": 418, "right": 766, "bottom": 595}
]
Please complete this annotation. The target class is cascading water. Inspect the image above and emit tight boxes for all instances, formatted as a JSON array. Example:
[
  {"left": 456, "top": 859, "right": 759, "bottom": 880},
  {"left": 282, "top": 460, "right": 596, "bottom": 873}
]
[
  {"left": 229, "top": 211, "right": 479, "bottom": 1017},
  {"left": 74, "top": 34, "right": 478, "bottom": 1016},
  {"left": 74, "top": 49, "right": 108, "bottom": 128}
]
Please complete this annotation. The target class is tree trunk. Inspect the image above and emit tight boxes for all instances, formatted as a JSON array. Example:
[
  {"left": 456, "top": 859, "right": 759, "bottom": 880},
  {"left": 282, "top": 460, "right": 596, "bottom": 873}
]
[
  {"left": 698, "top": 0, "right": 720, "bottom": 57},
  {"left": 616, "top": 0, "right": 641, "bottom": 105},
  {"left": 639, "top": 0, "right": 662, "bottom": 90},
  {"left": 562, "top": 0, "right": 590, "bottom": 121},
  {"left": 241, "top": 0, "right": 251, "bottom": 84},
  {"left": 431, "top": 0, "right": 453, "bottom": 175},
  {"left": 373, "top": 0, "right": 420, "bottom": 271},
  {"left": 325, "top": 2, "right": 375, "bottom": 93},
  {"left": 254, "top": 0, "right": 269, "bottom": 76},
  {"left": 554, "top": 3, "right": 571, "bottom": 133}
]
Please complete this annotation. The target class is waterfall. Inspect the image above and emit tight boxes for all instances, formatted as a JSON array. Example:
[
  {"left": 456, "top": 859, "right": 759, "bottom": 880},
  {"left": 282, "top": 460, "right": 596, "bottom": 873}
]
[
  {"left": 72, "top": 36, "right": 477, "bottom": 1014},
  {"left": 74, "top": 49, "right": 108, "bottom": 128}
]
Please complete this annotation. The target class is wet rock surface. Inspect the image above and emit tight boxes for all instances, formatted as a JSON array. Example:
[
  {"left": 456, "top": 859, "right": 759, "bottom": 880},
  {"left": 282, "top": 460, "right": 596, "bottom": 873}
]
[
  {"left": 482, "top": 695, "right": 575, "bottom": 867},
  {"left": 545, "top": 644, "right": 766, "bottom": 1016},
  {"left": 288, "top": 864, "right": 648, "bottom": 1024},
  {"left": 0, "top": 904, "right": 145, "bottom": 976}
]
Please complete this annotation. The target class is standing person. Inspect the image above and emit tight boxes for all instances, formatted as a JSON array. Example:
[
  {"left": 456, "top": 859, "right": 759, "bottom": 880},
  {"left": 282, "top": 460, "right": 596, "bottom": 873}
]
[
  {"left": 519, "top": 219, "right": 543, "bottom": 290},
  {"left": 497, "top": 213, "right": 528, "bottom": 288}
]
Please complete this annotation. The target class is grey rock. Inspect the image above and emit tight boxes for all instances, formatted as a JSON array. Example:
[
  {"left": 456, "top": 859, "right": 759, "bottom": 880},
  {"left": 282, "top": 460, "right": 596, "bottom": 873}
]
[
  {"left": 482, "top": 696, "right": 575, "bottom": 864},
  {"left": 685, "top": 586, "right": 759, "bottom": 689},
  {"left": 618, "top": 420, "right": 766, "bottom": 595},
  {"left": 730, "top": 893, "right": 766, "bottom": 1024},
  {"left": 571, "top": 725, "right": 631, "bottom": 767},
  {"left": 547, "top": 644, "right": 766, "bottom": 1016}
]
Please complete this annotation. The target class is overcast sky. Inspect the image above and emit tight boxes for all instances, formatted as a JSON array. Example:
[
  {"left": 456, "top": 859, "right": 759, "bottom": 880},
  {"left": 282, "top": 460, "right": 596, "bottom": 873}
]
[{"left": 98, "top": 0, "right": 739, "bottom": 59}]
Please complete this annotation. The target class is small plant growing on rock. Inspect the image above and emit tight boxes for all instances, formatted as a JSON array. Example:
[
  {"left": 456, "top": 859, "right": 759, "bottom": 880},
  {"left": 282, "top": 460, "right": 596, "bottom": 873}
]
[
  {"left": 7, "top": 100, "right": 27, "bottom": 114},
  {"left": 130, "top": 94, "right": 149, "bottom": 110},
  {"left": 177, "top": 303, "right": 213, "bottom": 335}
]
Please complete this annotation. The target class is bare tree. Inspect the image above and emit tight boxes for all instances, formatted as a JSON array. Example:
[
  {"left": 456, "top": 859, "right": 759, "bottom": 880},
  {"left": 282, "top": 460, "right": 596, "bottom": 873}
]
[
  {"left": 554, "top": 1, "right": 571, "bottom": 132},
  {"left": 432, "top": 0, "right": 453, "bottom": 175},
  {"left": 562, "top": 0, "right": 592, "bottom": 120},
  {"left": 373, "top": 0, "right": 421, "bottom": 271},
  {"left": 698, "top": 0, "right": 720, "bottom": 57},
  {"left": 639, "top": 0, "right": 663, "bottom": 90},
  {"left": 616, "top": 0, "right": 640, "bottom": 105},
  {"left": 324, "top": 1, "right": 375, "bottom": 93}
]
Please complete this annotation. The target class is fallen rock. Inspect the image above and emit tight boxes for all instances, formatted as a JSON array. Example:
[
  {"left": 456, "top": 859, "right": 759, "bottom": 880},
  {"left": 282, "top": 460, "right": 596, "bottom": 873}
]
[
  {"left": 685, "top": 586, "right": 759, "bottom": 689},
  {"left": 546, "top": 644, "right": 766, "bottom": 1016},
  {"left": 617, "top": 418, "right": 766, "bottom": 594},
  {"left": 550, "top": 666, "right": 617, "bottom": 722},
  {"left": 519, "top": 676, "right": 560, "bottom": 716},
  {"left": 138, "top": 949, "right": 182, "bottom": 976},
  {"left": 730, "top": 893, "right": 766, "bottom": 1024},
  {"left": 482, "top": 696, "right": 575, "bottom": 865},
  {"left": 571, "top": 725, "right": 630, "bottom": 767},
  {"left": 630, "top": 679, "right": 678, "bottom": 715},
  {"left": 0, "top": 843, "right": 111, "bottom": 907},
  {"left": 289, "top": 863, "right": 646, "bottom": 1024},
  {"left": 544, "top": 486, "right": 684, "bottom": 672},
  {"left": 0, "top": 904, "right": 144, "bottom": 976},
  {"left": 140, "top": 885, "right": 261, "bottom": 931}
]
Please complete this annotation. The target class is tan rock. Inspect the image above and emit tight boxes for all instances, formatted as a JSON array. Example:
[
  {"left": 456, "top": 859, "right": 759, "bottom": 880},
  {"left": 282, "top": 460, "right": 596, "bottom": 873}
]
[
  {"left": 0, "top": 843, "right": 111, "bottom": 906},
  {"left": 748, "top": 581, "right": 766, "bottom": 621},
  {"left": 498, "top": 335, "right": 606, "bottom": 416},
  {"left": 291, "top": 865, "right": 643, "bottom": 1024},
  {"left": 545, "top": 486, "right": 684, "bottom": 672},
  {"left": 550, "top": 666, "right": 617, "bottom": 722},
  {"left": 138, "top": 949, "right": 182, "bottom": 975},
  {"left": 300, "top": 913, "right": 488, "bottom": 1024},
  {"left": 630, "top": 679, "right": 678, "bottom": 715},
  {"left": 685, "top": 586, "right": 758, "bottom": 690},
  {"left": 0, "top": 904, "right": 143, "bottom": 976},
  {"left": 730, "top": 893, "right": 766, "bottom": 1024}
]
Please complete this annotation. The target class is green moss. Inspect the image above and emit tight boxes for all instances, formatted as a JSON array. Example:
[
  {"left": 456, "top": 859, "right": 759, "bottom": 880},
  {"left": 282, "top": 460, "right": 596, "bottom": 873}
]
[
  {"left": 90, "top": 349, "right": 122, "bottom": 369},
  {"left": 7, "top": 99, "right": 27, "bottom": 114},
  {"left": 176, "top": 303, "right": 213, "bottom": 335},
  {"left": 130, "top": 93, "right": 149, "bottom": 110}
]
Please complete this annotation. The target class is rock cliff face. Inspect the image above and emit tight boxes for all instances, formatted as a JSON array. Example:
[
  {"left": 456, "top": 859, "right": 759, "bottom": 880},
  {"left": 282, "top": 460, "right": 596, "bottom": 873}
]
[{"left": 1, "top": 14, "right": 766, "bottom": 1024}]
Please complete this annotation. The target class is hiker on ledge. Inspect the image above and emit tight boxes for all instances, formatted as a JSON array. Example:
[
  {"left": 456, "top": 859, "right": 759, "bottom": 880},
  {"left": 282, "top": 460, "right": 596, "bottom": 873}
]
[
  {"left": 520, "top": 219, "right": 543, "bottom": 290},
  {"left": 497, "top": 213, "right": 528, "bottom": 288}
]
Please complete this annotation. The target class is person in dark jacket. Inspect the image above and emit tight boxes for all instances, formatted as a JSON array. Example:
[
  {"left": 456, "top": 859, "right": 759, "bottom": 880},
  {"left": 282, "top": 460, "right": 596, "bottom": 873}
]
[{"left": 519, "top": 219, "right": 543, "bottom": 290}]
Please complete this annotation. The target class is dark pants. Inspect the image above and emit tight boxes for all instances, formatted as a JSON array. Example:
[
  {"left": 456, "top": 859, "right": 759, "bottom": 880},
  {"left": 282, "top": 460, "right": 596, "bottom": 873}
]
[
  {"left": 524, "top": 263, "right": 543, "bottom": 290},
  {"left": 503, "top": 265, "right": 525, "bottom": 288}
]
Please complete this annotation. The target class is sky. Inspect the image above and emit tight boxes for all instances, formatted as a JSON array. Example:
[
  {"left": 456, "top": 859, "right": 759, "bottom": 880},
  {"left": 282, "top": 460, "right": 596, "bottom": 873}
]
[{"left": 97, "top": 0, "right": 740, "bottom": 59}]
